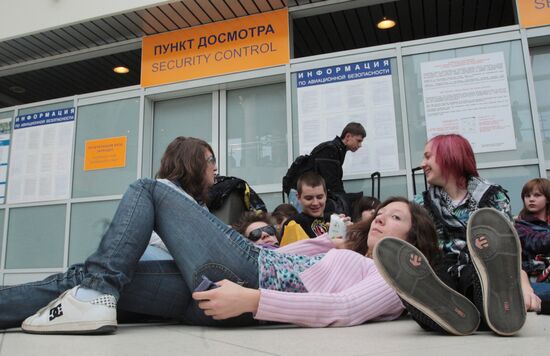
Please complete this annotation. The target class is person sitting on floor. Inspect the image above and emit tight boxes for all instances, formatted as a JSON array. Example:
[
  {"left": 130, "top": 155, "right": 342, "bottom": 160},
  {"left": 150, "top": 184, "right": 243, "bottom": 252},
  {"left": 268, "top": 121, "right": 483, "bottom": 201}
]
[
  {"left": 232, "top": 211, "right": 279, "bottom": 248},
  {"left": 281, "top": 171, "right": 344, "bottom": 238},
  {"left": 351, "top": 196, "right": 381, "bottom": 223},
  {"left": 271, "top": 203, "right": 298, "bottom": 234},
  {"left": 515, "top": 178, "right": 550, "bottom": 313},
  {"left": 374, "top": 134, "right": 537, "bottom": 337}
]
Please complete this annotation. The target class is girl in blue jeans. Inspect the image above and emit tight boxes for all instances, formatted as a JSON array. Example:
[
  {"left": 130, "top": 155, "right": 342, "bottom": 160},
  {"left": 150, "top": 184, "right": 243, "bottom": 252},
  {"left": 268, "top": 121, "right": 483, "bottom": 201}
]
[{"left": 1, "top": 137, "right": 439, "bottom": 334}]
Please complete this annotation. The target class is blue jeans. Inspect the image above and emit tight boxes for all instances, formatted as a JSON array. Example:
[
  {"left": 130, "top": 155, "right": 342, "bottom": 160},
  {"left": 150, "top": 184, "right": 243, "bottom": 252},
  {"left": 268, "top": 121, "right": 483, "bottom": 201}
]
[
  {"left": 1, "top": 179, "right": 260, "bottom": 329},
  {"left": 532, "top": 282, "right": 550, "bottom": 303}
]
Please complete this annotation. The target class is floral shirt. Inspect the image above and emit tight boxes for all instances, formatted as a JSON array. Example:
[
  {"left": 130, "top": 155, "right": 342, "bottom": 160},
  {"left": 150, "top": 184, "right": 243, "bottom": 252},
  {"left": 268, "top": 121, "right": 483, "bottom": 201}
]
[
  {"left": 514, "top": 214, "right": 550, "bottom": 281},
  {"left": 258, "top": 249, "right": 324, "bottom": 292}
]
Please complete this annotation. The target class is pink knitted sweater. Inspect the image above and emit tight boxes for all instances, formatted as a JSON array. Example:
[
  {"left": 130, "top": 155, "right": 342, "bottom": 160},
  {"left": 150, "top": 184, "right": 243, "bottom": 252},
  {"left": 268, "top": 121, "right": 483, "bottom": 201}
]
[{"left": 254, "top": 235, "right": 404, "bottom": 327}]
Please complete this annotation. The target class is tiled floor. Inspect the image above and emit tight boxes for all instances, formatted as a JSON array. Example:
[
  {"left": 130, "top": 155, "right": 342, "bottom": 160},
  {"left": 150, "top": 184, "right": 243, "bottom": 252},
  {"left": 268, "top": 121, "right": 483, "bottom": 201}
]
[{"left": 1, "top": 313, "right": 548, "bottom": 356}]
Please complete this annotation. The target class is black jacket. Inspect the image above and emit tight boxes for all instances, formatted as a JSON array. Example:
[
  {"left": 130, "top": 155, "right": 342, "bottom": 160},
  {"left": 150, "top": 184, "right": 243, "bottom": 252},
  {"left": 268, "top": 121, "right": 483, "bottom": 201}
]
[
  {"left": 311, "top": 136, "right": 347, "bottom": 194},
  {"left": 281, "top": 212, "right": 331, "bottom": 238}
]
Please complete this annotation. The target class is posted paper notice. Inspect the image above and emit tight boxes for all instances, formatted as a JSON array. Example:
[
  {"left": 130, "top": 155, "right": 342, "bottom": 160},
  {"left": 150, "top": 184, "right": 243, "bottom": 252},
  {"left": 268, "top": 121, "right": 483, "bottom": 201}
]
[
  {"left": 421, "top": 52, "right": 516, "bottom": 153},
  {"left": 7, "top": 108, "right": 75, "bottom": 203},
  {"left": 296, "top": 59, "right": 399, "bottom": 176}
]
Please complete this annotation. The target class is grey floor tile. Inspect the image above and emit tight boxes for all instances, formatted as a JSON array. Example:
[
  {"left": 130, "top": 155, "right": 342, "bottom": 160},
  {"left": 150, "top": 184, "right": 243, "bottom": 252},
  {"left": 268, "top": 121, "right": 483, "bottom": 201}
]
[{"left": 0, "top": 314, "right": 548, "bottom": 356}]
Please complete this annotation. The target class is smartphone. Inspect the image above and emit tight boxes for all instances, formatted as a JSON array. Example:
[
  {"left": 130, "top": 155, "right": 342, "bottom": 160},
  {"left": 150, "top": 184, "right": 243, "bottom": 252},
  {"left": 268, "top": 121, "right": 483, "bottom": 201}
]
[{"left": 194, "top": 275, "right": 219, "bottom": 292}]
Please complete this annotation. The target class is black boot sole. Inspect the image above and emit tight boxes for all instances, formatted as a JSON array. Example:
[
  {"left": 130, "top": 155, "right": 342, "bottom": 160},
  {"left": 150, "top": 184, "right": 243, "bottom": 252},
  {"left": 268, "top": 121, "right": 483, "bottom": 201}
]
[
  {"left": 374, "top": 237, "right": 480, "bottom": 336},
  {"left": 467, "top": 208, "right": 526, "bottom": 336}
]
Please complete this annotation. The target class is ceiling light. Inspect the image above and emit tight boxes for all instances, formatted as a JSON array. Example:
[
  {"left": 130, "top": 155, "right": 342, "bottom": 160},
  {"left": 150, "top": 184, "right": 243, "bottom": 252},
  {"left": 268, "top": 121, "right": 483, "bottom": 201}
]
[
  {"left": 9, "top": 86, "right": 26, "bottom": 94},
  {"left": 377, "top": 17, "right": 396, "bottom": 30},
  {"left": 113, "top": 66, "right": 130, "bottom": 74}
]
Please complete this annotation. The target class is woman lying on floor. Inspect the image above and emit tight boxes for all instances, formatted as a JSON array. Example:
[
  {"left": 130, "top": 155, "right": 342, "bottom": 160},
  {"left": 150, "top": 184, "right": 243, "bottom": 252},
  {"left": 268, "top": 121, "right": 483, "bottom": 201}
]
[{"left": 1, "top": 136, "right": 440, "bottom": 334}]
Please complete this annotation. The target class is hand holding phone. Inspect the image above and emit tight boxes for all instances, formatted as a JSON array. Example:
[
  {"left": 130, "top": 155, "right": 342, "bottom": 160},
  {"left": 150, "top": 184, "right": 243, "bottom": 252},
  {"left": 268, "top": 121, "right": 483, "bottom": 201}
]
[{"left": 194, "top": 275, "right": 219, "bottom": 292}]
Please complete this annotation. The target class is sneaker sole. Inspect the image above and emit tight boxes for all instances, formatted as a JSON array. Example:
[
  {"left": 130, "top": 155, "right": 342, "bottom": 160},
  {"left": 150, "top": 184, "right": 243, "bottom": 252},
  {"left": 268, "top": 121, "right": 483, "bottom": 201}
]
[
  {"left": 374, "top": 237, "right": 480, "bottom": 336},
  {"left": 22, "top": 321, "right": 117, "bottom": 335},
  {"left": 467, "top": 208, "right": 526, "bottom": 336}
]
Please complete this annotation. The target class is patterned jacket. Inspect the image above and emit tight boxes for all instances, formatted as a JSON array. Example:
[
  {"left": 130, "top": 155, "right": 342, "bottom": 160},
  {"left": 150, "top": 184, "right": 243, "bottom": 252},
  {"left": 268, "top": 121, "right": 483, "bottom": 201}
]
[
  {"left": 415, "top": 176, "right": 511, "bottom": 274},
  {"left": 515, "top": 215, "right": 550, "bottom": 278}
]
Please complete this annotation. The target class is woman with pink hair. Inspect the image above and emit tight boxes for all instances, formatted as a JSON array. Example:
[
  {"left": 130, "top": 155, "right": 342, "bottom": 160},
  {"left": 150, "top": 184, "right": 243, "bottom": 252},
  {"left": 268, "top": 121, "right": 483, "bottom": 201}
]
[{"left": 375, "top": 134, "right": 538, "bottom": 336}]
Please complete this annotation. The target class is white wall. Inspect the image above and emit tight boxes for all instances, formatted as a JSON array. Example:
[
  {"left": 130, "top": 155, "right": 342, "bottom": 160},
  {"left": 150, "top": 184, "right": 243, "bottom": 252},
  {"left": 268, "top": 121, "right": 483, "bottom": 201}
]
[{"left": 0, "top": 0, "right": 172, "bottom": 41}]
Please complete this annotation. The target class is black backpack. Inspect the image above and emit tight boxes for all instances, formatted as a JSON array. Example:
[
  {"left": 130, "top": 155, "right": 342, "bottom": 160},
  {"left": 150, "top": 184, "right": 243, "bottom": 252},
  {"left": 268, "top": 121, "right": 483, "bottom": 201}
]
[
  {"left": 282, "top": 141, "right": 334, "bottom": 198},
  {"left": 282, "top": 154, "right": 314, "bottom": 197}
]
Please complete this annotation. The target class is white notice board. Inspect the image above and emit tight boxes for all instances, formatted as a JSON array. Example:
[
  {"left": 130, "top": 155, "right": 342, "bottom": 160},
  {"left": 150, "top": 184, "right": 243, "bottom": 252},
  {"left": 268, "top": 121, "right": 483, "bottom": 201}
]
[
  {"left": 296, "top": 59, "right": 399, "bottom": 176},
  {"left": 421, "top": 52, "right": 516, "bottom": 153},
  {"left": 0, "top": 118, "right": 12, "bottom": 203},
  {"left": 7, "top": 108, "right": 75, "bottom": 204}
]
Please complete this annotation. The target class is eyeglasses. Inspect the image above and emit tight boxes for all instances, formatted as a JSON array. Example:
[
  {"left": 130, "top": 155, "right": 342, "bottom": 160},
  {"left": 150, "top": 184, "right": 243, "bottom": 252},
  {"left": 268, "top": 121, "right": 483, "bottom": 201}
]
[
  {"left": 247, "top": 225, "right": 277, "bottom": 242},
  {"left": 206, "top": 155, "right": 216, "bottom": 165}
]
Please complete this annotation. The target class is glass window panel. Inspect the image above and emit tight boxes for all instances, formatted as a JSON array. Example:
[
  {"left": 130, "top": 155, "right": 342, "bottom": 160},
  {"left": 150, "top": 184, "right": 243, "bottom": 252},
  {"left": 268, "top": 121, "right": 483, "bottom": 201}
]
[
  {"left": 532, "top": 46, "right": 550, "bottom": 163},
  {"left": 344, "top": 175, "right": 408, "bottom": 201},
  {"left": 290, "top": 58, "right": 406, "bottom": 173},
  {"left": 68, "top": 200, "right": 119, "bottom": 265},
  {"left": 259, "top": 192, "right": 284, "bottom": 212},
  {"left": 227, "top": 83, "right": 287, "bottom": 186},
  {"left": 72, "top": 98, "right": 140, "bottom": 198},
  {"left": 0, "top": 111, "right": 13, "bottom": 120},
  {"left": 152, "top": 94, "right": 213, "bottom": 176},
  {"left": 5, "top": 204, "right": 66, "bottom": 269},
  {"left": 479, "top": 165, "right": 540, "bottom": 217},
  {"left": 404, "top": 41, "right": 536, "bottom": 167}
]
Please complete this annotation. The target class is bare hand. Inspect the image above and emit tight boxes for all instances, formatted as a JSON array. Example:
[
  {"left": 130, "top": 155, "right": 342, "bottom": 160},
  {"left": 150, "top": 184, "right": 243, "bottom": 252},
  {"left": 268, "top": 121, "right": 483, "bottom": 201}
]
[
  {"left": 192, "top": 279, "right": 260, "bottom": 320},
  {"left": 331, "top": 237, "right": 348, "bottom": 249},
  {"left": 338, "top": 214, "right": 353, "bottom": 225},
  {"left": 524, "top": 288, "right": 542, "bottom": 312},
  {"left": 520, "top": 270, "right": 541, "bottom": 312}
]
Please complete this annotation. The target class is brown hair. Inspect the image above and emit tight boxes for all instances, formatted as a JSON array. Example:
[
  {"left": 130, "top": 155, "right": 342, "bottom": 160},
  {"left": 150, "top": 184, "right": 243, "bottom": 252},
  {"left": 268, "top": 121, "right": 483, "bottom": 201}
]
[
  {"left": 232, "top": 211, "right": 274, "bottom": 236},
  {"left": 340, "top": 122, "right": 366, "bottom": 138},
  {"left": 351, "top": 196, "right": 381, "bottom": 223},
  {"left": 155, "top": 136, "right": 214, "bottom": 203},
  {"left": 519, "top": 178, "right": 550, "bottom": 219},
  {"left": 297, "top": 171, "right": 326, "bottom": 194},
  {"left": 345, "top": 196, "right": 440, "bottom": 264},
  {"left": 272, "top": 203, "right": 298, "bottom": 225}
]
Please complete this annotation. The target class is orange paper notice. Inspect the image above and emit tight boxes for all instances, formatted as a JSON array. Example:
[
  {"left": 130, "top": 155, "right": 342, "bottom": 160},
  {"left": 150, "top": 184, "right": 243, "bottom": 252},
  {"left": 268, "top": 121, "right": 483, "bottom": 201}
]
[{"left": 84, "top": 136, "right": 127, "bottom": 171}]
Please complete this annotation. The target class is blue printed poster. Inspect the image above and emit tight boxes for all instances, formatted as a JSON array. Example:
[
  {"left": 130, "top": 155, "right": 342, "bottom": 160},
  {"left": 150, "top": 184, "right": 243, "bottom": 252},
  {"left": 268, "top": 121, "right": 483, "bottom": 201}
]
[{"left": 296, "top": 59, "right": 399, "bottom": 176}]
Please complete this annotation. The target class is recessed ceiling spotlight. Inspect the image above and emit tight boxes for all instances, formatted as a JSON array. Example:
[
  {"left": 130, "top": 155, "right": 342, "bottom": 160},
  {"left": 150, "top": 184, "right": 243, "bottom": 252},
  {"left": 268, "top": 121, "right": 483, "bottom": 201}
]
[
  {"left": 113, "top": 66, "right": 130, "bottom": 74},
  {"left": 377, "top": 17, "right": 396, "bottom": 30},
  {"left": 9, "top": 86, "right": 26, "bottom": 94}
]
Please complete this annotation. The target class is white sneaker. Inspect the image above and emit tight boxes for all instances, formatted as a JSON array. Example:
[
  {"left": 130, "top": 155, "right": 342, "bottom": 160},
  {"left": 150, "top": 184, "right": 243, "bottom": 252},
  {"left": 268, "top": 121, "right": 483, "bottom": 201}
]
[{"left": 21, "top": 286, "right": 117, "bottom": 334}]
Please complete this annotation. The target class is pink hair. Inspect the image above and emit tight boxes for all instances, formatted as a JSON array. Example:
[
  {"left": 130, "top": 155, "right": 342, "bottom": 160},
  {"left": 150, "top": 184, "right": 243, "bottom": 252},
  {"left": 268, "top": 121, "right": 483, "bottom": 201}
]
[{"left": 428, "top": 134, "right": 479, "bottom": 189}]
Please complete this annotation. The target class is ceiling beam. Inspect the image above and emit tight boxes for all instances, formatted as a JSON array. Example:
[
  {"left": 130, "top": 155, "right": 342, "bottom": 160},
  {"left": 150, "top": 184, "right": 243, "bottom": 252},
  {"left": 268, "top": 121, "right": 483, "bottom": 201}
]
[
  {"left": 0, "top": 38, "right": 141, "bottom": 77},
  {"left": 0, "top": 91, "right": 23, "bottom": 108},
  {"left": 289, "top": 0, "right": 398, "bottom": 19}
]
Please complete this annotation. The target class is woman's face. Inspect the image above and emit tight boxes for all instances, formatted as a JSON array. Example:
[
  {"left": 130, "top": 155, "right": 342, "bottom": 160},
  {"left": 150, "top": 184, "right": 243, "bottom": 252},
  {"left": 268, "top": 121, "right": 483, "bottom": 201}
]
[
  {"left": 244, "top": 221, "right": 278, "bottom": 246},
  {"left": 204, "top": 148, "right": 218, "bottom": 187},
  {"left": 421, "top": 142, "right": 445, "bottom": 187},
  {"left": 367, "top": 201, "right": 412, "bottom": 253},
  {"left": 524, "top": 188, "right": 547, "bottom": 217}
]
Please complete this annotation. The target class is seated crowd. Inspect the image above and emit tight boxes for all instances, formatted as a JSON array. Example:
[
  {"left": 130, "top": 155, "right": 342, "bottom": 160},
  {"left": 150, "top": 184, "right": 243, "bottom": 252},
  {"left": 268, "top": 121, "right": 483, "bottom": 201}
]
[{"left": 0, "top": 133, "right": 548, "bottom": 338}]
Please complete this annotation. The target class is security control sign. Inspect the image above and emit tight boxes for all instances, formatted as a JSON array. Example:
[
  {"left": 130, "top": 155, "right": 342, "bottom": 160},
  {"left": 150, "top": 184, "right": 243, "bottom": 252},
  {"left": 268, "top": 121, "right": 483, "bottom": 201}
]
[
  {"left": 516, "top": 0, "right": 550, "bottom": 28},
  {"left": 141, "top": 9, "right": 289, "bottom": 87}
]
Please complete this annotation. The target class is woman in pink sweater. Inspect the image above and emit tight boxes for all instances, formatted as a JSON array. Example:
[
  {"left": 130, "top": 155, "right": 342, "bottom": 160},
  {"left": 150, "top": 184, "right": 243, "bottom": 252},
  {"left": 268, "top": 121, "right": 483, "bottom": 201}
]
[{"left": 11, "top": 138, "right": 439, "bottom": 335}]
